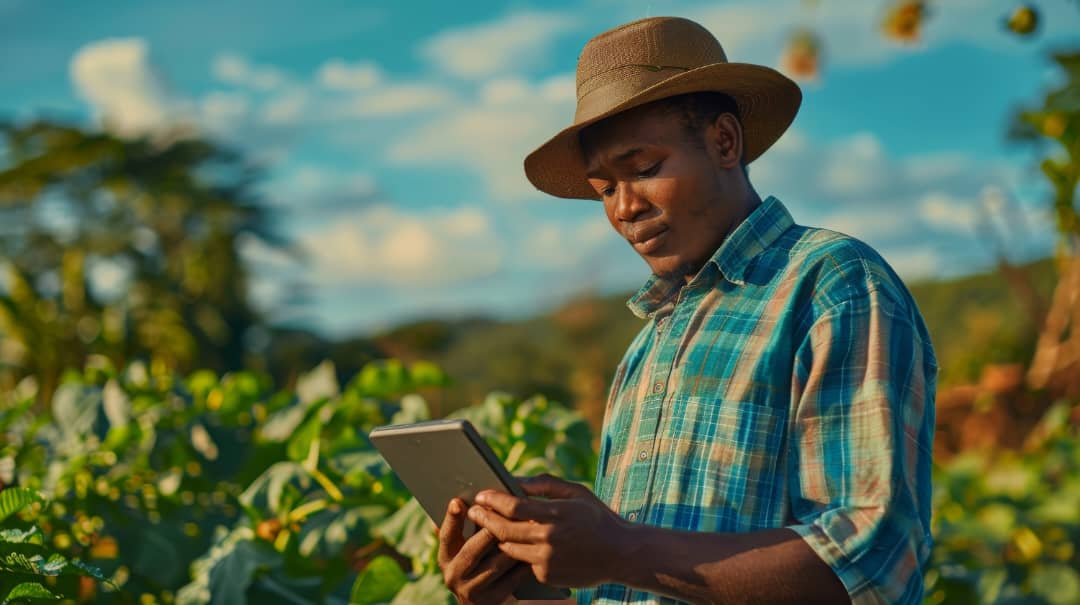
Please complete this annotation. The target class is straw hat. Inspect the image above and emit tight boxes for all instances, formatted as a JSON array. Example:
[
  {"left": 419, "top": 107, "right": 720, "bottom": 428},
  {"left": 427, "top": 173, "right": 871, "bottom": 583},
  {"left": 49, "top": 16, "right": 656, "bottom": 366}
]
[{"left": 523, "top": 16, "right": 801, "bottom": 200}]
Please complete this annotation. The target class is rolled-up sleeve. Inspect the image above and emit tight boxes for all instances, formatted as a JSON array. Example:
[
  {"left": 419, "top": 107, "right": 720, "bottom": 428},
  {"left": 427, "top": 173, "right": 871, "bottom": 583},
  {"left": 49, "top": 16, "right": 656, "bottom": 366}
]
[{"left": 787, "top": 286, "right": 936, "bottom": 604}]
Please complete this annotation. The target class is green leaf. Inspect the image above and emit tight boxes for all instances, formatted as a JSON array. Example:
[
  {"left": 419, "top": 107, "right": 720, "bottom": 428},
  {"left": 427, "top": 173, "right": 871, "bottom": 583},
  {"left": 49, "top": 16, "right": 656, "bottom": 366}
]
[
  {"left": 1031, "top": 564, "right": 1080, "bottom": 605},
  {"left": 372, "top": 498, "right": 435, "bottom": 561},
  {"left": 389, "top": 574, "right": 453, "bottom": 605},
  {"left": 0, "top": 488, "right": 44, "bottom": 523},
  {"left": 50, "top": 383, "right": 102, "bottom": 442},
  {"left": 408, "top": 361, "right": 448, "bottom": 387},
  {"left": 260, "top": 406, "right": 307, "bottom": 442},
  {"left": 297, "top": 361, "right": 339, "bottom": 405},
  {"left": 0, "top": 526, "right": 41, "bottom": 544},
  {"left": 0, "top": 545, "right": 106, "bottom": 581},
  {"left": 287, "top": 414, "right": 323, "bottom": 463},
  {"left": 390, "top": 395, "right": 429, "bottom": 425},
  {"left": 239, "top": 462, "right": 311, "bottom": 515},
  {"left": 2, "top": 581, "right": 58, "bottom": 603},
  {"left": 350, "top": 555, "right": 407, "bottom": 605},
  {"left": 176, "top": 528, "right": 282, "bottom": 605},
  {"left": 102, "top": 378, "right": 130, "bottom": 429}
]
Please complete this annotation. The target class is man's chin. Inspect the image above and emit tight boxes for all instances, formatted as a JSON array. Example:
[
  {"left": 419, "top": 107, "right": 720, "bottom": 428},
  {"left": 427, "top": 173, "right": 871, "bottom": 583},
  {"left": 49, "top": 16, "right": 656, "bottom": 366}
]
[{"left": 648, "top": 257, "right": 699, "bottom": 281}]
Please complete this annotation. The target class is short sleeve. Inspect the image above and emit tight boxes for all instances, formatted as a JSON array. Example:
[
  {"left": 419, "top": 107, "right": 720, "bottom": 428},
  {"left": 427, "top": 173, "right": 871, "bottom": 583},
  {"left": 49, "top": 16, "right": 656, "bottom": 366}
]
[{"left": 786, "top": 287, "right": 936, "bottom": 604}]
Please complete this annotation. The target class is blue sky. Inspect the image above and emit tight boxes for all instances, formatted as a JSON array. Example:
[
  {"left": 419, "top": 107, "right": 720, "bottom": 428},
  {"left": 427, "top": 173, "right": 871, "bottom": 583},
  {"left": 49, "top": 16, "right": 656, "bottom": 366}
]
[{"left": 2, "top": 0, "right": 1078, "bottom": 336}]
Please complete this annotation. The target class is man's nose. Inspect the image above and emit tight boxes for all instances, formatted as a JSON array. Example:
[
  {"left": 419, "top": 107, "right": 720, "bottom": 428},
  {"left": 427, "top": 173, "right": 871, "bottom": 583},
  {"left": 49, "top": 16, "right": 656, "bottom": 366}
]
[{"left": 613, "top": 181, "right": 650, "bottom": 223}]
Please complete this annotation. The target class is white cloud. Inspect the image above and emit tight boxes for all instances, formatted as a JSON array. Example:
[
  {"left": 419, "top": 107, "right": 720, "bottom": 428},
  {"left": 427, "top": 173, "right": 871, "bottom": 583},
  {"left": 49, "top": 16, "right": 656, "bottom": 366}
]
[
  {"left": 388, "top": 74, "right": 576, "bottom": 200},
  {"left": 212, "top": 53, "right": 287, "bottom": 90},
  {"left": 300, "top": 205, "right": 501, "bottom": 286},
  {"left": 260, "top": 89, "right": 309, "bottom": 125},
  {"left": 747, "top": 127, "right": 1048, "bottom": 278},
  {"left": 200, "top": 91, "right": 249, "bottom": 130},
  {"left": 341, "top": 82, "right": 456, "bottom": 117},
  {"left": 317, "top": 59, "right": 382, "bottom": 90},
  {"left": 265, "top": 165, "right": 377, "bottom": 212},
  {"left": 420, "top": 11, "right": 578, "bottom": 80},
  {"left": 524, "top": 215, "right": 613, "bottom": 269},
  {"left": 881, "top": 245, "right": 944, "bottom": 280},
  {"left": 918, "top": 192, "right": 979, "bottom": 233},
  {"left": 70, "top": 38, "right": 191, "bottom": 137}
]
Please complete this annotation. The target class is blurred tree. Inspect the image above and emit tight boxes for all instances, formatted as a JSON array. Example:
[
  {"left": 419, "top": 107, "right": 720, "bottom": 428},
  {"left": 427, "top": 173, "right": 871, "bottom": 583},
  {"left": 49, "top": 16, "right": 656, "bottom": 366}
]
[
  {"left": 0, "top": 120, "right": 288, "bottom": 401},
  {"left": 1010, "top": 52, "right": 1080, "bottom": 397}
]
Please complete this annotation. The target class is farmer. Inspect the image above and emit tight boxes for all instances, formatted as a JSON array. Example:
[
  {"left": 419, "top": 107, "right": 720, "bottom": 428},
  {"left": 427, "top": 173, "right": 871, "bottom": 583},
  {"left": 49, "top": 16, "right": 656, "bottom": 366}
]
[{"left": 437, "top": 16, "right": 937, "bottom": 605}]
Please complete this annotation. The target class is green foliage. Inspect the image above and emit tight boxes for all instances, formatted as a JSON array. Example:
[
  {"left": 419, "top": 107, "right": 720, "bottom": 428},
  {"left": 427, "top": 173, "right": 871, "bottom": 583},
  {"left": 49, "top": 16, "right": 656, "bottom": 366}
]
[
  {"left": 3, "top": 356, "right": 1076, "bottom": 604},
  {"left": 1010, "top": 51, "right": 1080, "bottom": 244},
  {"left": 0, "top": 487, "right": 109, "bottom": 604},
  {"left": 0, "top": 359, "right": 593, "bottom": 604},
  {"left": 928, "top": 402, "right": 1080, "bottom": 604}
]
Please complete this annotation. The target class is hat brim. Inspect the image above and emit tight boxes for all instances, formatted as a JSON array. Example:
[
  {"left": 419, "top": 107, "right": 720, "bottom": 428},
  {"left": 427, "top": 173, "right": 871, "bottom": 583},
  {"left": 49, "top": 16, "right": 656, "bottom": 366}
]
[{"left": 523, "top": 62, "right": 801, "bottom": 200}]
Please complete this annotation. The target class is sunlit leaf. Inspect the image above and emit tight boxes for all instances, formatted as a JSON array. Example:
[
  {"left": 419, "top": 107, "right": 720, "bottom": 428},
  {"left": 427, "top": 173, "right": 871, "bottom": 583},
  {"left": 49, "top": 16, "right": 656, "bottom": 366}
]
[
  {"left": 2, "top": 581, "right": 58, "bottom": 603},
  {"left": 388, "top": 574, "right": 453, "bottom": 605},
  {"left": 350, "top": 555, "right": 407, "bottom": 605},
  {"left": 0, "top": 488, "right": 44, "bottom": 523}
]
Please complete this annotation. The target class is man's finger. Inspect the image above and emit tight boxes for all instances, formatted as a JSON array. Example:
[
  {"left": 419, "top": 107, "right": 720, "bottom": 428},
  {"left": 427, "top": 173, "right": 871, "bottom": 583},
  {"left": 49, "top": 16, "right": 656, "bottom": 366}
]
[
  {"left": 452, "top": 526, "right": 500, "bottom": 578},
  {"left": 518, "top": 473, "right": 589, "bottom": 500},
  {"left": 497, "top": 540, "right": 546, "bottom": 565},
  {"left": 474, "top": 490, "right": 556, "bottom": 521},
  {"left": 469, "top": 506, "right": 547, "bottom": 543},
  {"left": 466, "top": 549, "right": 524, "bottom": 586},
  {"left": 483, "top": 560, "right": 534, "bottom": 601},
  {"left": 437, "top": 498, "right": 466, "bottom": 567}
]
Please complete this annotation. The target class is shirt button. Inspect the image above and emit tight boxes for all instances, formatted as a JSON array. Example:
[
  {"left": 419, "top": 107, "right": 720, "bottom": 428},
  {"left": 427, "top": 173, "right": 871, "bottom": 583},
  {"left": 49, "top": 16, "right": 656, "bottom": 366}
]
[
  {"left": 638, "top": 449, "right": 649, "bottom": 461},
  {"left": 627, "top": 511, "right": 638, "bottom": 522},
  {"left": 652, "top": 382, "right": 664, "bottom": 393}
]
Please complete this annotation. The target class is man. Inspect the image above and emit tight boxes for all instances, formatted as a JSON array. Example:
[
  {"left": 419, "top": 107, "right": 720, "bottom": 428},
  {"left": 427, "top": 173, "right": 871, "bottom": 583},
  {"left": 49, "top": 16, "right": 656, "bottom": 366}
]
[{"left": 437, "top": 16, "right": 937, "bottom": 605}]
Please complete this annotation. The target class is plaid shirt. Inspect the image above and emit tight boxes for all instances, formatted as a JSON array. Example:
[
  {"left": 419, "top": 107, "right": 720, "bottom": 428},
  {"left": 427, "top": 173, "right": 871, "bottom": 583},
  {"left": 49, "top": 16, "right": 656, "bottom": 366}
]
[{"left": 578, "top": 196, "right": 937, "bottom": 605}]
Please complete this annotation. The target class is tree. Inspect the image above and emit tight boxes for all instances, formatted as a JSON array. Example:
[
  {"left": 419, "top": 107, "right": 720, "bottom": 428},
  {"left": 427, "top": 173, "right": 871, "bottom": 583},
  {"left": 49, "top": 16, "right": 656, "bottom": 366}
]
[
  {"left": 1010, "top": 52, "right": 1080, "bottom": 397},
  {"left": 0, "top": 120, "right": 287, "bottom": 401}
]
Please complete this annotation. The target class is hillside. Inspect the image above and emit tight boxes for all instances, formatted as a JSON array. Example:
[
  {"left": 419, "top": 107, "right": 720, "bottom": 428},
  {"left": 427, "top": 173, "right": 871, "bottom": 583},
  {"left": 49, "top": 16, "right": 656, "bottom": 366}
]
[{"left": 259, "top": 257, "right": 1059, "bottom": 433}]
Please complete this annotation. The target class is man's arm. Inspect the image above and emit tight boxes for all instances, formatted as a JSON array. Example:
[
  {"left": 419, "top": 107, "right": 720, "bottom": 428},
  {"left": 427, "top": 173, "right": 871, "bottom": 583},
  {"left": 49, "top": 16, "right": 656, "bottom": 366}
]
[
  {"left": 470, "top": 476, "right": 849, "bottom": 604},
  {"left": 606, "top": 522, "right": 847, "bottom": 604}
]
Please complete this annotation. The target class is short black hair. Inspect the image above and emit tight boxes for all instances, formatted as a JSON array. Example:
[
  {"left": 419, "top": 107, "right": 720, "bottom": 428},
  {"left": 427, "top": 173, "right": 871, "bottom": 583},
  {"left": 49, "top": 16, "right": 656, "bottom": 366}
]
[{"left": 656, "top": 91, "right": 748, "bottom": 175}]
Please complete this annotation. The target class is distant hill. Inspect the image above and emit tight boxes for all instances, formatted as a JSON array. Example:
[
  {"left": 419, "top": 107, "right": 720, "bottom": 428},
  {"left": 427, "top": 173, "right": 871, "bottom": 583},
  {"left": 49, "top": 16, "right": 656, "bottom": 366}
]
[{"left": 262, "top": 257, "right": 1059, "bottom": 431}]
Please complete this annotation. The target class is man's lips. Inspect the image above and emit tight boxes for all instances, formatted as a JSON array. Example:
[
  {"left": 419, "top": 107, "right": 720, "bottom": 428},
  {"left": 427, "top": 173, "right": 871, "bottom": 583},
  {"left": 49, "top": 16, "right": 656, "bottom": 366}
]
[{"left": 628, "top": 224, "right": 669, "bottom": 253}]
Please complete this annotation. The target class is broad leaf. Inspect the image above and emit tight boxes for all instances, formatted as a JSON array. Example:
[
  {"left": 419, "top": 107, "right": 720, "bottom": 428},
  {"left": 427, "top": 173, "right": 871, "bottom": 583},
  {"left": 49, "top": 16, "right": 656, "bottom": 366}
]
[
  {"left": 388, "top": 574, "right": 453, "bottom": 605},
  {"left": 350, "top": 555, "right": 406, "bottom": 605},
  {"left": 0, "top": 488, "right": 43, "bottom": 523},
  {"left": 2, "top": 581, "right": 58, "bottom": 603}
]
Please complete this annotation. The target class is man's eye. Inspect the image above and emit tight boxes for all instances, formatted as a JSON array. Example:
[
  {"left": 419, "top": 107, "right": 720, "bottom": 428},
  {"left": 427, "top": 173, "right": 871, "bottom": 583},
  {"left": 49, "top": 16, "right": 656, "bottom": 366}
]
[
  {"left": 601, "top": 185, "right": 616, "bottom": 197},
  {"left": 637, "top": 162, "right": 662, "bottom": 178}
]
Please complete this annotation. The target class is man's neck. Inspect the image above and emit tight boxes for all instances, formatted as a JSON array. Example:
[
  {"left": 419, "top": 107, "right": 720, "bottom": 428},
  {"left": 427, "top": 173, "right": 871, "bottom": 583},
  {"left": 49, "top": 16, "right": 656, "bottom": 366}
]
[{"left": 682, "top": 190, "right": 763, "bottom": 285}]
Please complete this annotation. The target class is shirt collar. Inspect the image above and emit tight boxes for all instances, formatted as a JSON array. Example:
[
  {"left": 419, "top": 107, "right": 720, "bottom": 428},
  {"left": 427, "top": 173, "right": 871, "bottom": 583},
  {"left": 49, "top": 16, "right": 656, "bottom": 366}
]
[{"left": 626, "top": 196, "right": 794, "bottom": 320}]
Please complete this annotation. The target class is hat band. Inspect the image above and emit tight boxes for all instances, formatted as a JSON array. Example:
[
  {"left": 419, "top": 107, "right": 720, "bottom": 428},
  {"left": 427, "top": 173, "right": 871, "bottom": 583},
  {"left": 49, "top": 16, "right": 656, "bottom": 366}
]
[{"left": 574, "top": 64, "right": 689, "bottom": 123}]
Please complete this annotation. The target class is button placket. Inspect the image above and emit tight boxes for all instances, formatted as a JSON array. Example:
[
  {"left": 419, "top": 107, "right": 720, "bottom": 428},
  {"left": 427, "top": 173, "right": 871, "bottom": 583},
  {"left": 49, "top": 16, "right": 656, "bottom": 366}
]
[{"left": 639, "top": 287, "right": 696, "bottom": 517}]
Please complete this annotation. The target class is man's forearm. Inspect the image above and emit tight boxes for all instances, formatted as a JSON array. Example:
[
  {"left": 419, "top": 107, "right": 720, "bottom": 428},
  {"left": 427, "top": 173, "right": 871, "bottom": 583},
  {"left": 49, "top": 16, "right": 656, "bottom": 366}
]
[{"left": 608, "top": 523, "right": 849, "bottom": 605}]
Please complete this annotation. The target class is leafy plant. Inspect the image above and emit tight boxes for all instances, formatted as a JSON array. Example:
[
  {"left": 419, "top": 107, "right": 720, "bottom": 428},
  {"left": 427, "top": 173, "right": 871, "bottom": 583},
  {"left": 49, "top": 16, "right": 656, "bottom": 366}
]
[
  {"left": 0, "top": 358, "right": 594, "bottom": 604},
  {"left": 927, "top": 402, "right": 1080, "bottom": 604},
  {"left": 0, "top": 487, "right": 109, "bottom": 604}
]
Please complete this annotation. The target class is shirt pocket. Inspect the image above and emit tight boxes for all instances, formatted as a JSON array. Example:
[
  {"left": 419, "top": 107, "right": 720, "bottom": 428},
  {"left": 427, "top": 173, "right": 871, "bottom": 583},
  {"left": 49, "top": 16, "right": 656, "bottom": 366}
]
[{"left": 654, "top": 397, "right": 787, "bottom": 532}]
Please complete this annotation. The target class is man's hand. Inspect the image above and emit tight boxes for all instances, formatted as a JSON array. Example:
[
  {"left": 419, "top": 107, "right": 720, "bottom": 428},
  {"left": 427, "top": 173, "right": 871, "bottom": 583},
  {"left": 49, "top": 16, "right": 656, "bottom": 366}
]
[
  {"left": 438, "top": 497, "right": 533, "bottom": 605},
  {"left": 468, "top": 473, "right": 631, "bottom": 588}
]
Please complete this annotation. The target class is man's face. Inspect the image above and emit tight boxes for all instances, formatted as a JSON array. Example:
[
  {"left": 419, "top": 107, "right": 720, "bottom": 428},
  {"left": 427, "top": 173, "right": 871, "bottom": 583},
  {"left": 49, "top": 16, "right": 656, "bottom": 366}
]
[{"left": 581, "top": 103, "right": 747, "bottom": 280}]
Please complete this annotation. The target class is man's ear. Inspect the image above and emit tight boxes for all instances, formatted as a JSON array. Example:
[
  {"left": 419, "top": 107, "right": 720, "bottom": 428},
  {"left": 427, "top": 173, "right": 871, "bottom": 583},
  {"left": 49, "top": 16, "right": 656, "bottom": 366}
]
[{"left": 706, "top": 112, "right": 744, "bottom": 170}]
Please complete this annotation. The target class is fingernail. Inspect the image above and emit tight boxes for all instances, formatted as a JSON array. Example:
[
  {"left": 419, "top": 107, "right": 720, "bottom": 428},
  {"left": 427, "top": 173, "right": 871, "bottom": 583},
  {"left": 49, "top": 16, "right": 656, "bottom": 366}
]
[
  {"left": 475, "top": 492, "right": 488, "bottom": 505},
  {"left": 450, "top": 500, "right": 461, "bottom": 514},
  {"left": 468, "top": 506, "right": 481, "bottom": 521}
]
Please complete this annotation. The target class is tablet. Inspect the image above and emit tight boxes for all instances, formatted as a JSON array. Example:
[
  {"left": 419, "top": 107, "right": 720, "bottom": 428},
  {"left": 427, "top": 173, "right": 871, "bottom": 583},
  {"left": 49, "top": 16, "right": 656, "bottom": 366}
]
[{"left": 369, "top": 419, "right": 571, "bottom": 600}]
